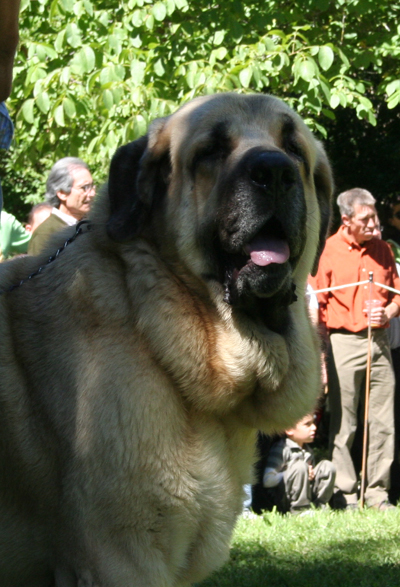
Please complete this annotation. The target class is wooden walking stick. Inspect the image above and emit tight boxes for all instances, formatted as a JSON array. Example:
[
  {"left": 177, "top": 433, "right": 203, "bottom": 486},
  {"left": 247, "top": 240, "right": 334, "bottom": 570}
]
[{"left": 360, "top": 271, "right": 374, "bottom": 509}]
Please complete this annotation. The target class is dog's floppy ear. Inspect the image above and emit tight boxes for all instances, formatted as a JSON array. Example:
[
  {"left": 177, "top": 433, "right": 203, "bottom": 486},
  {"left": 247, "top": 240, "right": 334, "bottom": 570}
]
[
  {"left": 106, "top": 120, "right": 171, "bottom": 243},
  {"left": 311, "top": 144, "right": 334, "bottom": 276},
  {"left": 106, "top": 135, "right": 149, "bottom": 242}
]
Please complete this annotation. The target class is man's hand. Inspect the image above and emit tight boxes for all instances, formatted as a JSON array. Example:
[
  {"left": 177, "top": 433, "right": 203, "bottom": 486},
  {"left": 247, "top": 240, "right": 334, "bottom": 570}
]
[{"left": 367, "top": 302, "right": 400, "bottom": 327}]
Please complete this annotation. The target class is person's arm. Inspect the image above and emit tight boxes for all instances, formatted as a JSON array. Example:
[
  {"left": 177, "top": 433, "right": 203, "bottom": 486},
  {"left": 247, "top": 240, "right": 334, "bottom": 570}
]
[
  {"left": 0, "top": 0, "right": 21, "bottom": 101},
  {"left": 8, "top": 213, "right": 30, "bottom": 254},
  {"left": 262, "top": 441, "right": 285, "bottom": 488},
  {"left": 384, "top": 302, "right": 400, "bottom": 322}
]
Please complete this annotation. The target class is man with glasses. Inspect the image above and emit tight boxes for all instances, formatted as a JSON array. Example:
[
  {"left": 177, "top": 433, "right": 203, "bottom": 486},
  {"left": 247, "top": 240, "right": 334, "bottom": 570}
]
[{"left": 28, "top": 157, "right": 95, "bottom": 255}]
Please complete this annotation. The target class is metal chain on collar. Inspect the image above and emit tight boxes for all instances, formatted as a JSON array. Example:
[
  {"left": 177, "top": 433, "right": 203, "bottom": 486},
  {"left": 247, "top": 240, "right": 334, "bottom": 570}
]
[{"left": 0, "top": 219, "right": 92, "bottom": 296}]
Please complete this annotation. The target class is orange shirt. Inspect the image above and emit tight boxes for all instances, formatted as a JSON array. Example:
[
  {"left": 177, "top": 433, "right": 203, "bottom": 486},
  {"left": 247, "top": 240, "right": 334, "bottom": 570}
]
[{"left": 311, "top": 226, "right": 400, "bottom": 332}]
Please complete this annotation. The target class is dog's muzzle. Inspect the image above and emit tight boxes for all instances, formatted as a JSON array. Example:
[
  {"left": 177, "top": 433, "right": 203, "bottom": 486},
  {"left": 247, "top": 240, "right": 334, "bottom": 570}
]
[{"left": 215, "top": 147, "right": 306, "bottom": 314}]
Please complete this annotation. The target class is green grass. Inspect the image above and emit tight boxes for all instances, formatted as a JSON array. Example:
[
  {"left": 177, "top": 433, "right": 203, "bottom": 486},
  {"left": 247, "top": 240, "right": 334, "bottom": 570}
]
[{"left": 198, "top": 507, "right": 400, "bottom": 587}]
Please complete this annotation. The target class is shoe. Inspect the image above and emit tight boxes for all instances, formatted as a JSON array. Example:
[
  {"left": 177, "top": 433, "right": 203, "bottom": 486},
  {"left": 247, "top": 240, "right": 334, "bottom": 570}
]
[
  {"left": 368, "top": 500, "right": 396, "bottom": 511},
  {"left": 313, "top": 500, "right": 330, "bottom": 511},
  {"left": 331, "top": 492, "right": 357, "bottom": 511}
]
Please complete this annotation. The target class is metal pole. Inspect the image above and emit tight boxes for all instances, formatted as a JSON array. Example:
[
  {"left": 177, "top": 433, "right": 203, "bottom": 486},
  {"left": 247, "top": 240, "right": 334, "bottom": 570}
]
[{"left": 360, "top": 271, "right": 374, "bottom": 509}]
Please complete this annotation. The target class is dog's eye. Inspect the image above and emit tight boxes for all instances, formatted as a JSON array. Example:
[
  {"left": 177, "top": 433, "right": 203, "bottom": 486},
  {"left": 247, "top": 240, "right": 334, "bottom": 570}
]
[
  {"left": 284, "top": 137, "right": 304, "bottom": 161},
  {"left": 283, "top": 135, "right": 310, "bottom": 176},
  {"left": 191, "top": 144, "right": 229, "bottom": 175},
  {"left": 191, "top": 121, "right": 232, "bottom": 175},
  {"left": 281, "top": 117, "right": 310, "bottom": 174}
]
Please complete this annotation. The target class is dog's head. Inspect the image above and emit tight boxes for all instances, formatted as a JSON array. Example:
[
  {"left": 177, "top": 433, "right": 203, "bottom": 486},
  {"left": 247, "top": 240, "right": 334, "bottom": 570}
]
[{"left": 106, "top": 93, "right": 333, "bottom": 331}]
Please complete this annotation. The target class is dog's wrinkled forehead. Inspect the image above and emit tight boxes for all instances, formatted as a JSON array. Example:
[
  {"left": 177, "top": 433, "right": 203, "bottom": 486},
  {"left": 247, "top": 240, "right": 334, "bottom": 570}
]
[{"left": 148, "top": 93, "right": 317, "bottom": 171}]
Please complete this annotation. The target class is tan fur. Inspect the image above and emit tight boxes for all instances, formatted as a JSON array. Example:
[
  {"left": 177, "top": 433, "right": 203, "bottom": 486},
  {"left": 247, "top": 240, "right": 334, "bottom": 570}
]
[{"left": 0, "top": 93, "right": 333, "bottom": 586}]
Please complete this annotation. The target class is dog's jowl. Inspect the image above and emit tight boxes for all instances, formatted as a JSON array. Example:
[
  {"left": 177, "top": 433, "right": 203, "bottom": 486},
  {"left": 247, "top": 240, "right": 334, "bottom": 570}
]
[{"left": 0, "top": 93, "right": 333, "bottom": 587}]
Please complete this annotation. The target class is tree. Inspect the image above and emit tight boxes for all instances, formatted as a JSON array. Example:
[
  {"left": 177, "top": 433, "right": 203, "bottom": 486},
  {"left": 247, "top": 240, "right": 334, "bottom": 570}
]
[{"left": 1, "top": 0, "right": 400, "bottom": 218}]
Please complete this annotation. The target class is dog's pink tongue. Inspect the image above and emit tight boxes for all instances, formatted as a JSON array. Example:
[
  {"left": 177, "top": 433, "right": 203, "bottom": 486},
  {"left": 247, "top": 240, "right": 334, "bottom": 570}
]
[{"left": 245, "top": 236, "right": 290, "bottom": 266}]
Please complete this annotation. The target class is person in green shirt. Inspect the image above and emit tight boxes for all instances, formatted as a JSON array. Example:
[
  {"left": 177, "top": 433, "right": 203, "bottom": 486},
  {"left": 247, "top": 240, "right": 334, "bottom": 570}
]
[{"left": 0, "top": 209, "right": 30, "bottom": 260}]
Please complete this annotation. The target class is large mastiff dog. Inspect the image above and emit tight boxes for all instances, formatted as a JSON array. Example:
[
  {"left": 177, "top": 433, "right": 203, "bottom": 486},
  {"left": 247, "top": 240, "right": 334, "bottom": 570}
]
[{"left": 0, "top": 93, "right": 332, "bottom": 586}]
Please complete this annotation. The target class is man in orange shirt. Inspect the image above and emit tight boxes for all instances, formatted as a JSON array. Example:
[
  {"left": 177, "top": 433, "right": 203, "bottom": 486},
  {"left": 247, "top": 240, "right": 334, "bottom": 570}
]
[{"left": 313, "top": 188, "right": 400, "bottom": 510}]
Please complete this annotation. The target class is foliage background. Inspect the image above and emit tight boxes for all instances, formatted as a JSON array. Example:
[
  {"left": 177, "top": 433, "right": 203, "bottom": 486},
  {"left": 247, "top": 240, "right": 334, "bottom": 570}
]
[{"left": 1, "top": 0, "right": 400, "bottom": 222}]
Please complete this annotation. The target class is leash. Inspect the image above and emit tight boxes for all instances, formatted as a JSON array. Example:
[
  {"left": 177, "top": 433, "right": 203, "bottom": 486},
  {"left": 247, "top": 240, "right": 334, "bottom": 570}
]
[{"left": 0, "top": 219, "right": 92, "bottom": 296}]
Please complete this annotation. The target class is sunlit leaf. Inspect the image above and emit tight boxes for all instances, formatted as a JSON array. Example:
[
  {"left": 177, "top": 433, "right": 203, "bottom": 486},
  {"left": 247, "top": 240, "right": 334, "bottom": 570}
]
[
  {"left": 36, "top": 92, "right": 50, "bottom": 114},
  {"left": 153, "top": 2, "right": 167, "bottom": 21},
  {"left": 63, "top": 97, "right": 76, "bottom": 118},
  {"left": 22, "top": 99, "right": 35, "bottom": 124},
  {"left": 54, "top": 104, "right": 65, "bottom": 126},
  {"left": 239, "top": 67, "right": 252, "bottom": 88},
  {"left": 318, "top": 46, "right": 334, "bottom": 71},
  {"left": 65, "top": 23, "right": 82, "bottom": 48}
]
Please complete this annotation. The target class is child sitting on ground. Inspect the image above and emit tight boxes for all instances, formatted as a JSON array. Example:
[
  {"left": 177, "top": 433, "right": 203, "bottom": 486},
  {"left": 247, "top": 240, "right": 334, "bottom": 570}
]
[{"left": 263, "top": 413, "right": 336, "bottom": 514}]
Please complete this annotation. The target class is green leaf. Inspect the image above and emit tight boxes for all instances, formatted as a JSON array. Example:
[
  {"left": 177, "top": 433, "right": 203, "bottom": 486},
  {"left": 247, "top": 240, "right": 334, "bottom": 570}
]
[
  {"left": 83, "top": 0, "right": 93, "bottom": 16},
  {"left": 213, "top": 30, "right": 225, "bottom": 46},
  {"left": 298, "top": 59, "right": 316, "bottom": 82},
  {"left": 154, "top": 59, "right": 165, "bottom": 76},
  {"left": 54, "top": 30, "right": 66, "bottom": 53},
  {"left": 60, "top": 67, "right": 71, "bottom": 85},
  {"left": 63, "top": 97, "right": 76, "bottom": 118},
  {"left": 60, "top": 0, "right": 75, "bottom": 12},
  {"left": 318, "top": 46, "right": 334, "bottom": 71},
  {"left": 108, "top": 35, "right": 122, "bottom": 55},
  {"left": 54, "top": 104, "right": 65, "bottom": 126},
  {"left": 239, "top": 67, "right": 252, "bottom": 88},
  {"left": 330, "top": 94, "right": 340, "bottom": 109},
  {"left": 320, "top": 81, "right": 331, "bottom": 103},
  {"left": 106, "top": 130, "right": 118, "bottom": 149},
  {"left": 130, "top": 35, "right": 142, "bottom": 48},
  {"left": 130, "top": 60, "right": 146, "bottom": 84},
  {"left": 131, "top": 9, "right": 144, "bottom": 27},
  {"left": 79, "top": 46, "right": 96, "bottom": 73},
  {"left": 153, "top": 2, "right": 167, "bottom": 21},
  {"left": 22, "top": 99, "right": 35, "bottom": 124},
  {"left": 102, "top": 89, "right": 114, "bottom": 110},
  {"left": 36, "top": 92, "right": 50, "bottom": 114},
  {"left": 166, "top": 0, "right": 175, "bottom": 15},
  {"left": 145, "top": 14, "right": 155, "bottom": 30},
  {"left": 28, "top": 66, "right": 47, "bottom": 83},
  {"left": 133, "top": 114, "right": 148, "bottom": 137},
  {"left": 388, "top": 90, "right": 400, "bottom": 109},
  {"left": 212, "top": 47, "right": 228, "bottom": 61},
  {"left": 174, "top": 0, "right": 188, "bottom": 9},
  {"left": 65, "top": 23, "right": 82, "bottom": 48},
  {"left": 386, "top": 80, "right": 400, "bottom": 96}
]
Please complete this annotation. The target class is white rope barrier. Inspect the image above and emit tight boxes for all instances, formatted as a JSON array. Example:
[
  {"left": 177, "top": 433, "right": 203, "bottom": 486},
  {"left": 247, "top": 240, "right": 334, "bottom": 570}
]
[
  {"left": 311, "top": 280, "right": 369, "bottom": 294},
  {"left": 309, "top": 278, "right": 400, "bottom": 297},
  {"left": 374, "top": 282, "right": 400, "bottom": 296}
]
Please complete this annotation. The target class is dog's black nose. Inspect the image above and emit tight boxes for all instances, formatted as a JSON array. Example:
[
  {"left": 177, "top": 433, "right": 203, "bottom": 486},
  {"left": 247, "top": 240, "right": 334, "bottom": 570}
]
[{"left": 247, "top": 151, "right": 296, "bottom": 191}]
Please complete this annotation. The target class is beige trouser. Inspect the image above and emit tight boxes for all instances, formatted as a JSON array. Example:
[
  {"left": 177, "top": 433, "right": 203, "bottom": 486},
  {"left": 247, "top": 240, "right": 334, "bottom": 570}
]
[{"left": 328, "top": 329, "right": 395, "bottom": 506}]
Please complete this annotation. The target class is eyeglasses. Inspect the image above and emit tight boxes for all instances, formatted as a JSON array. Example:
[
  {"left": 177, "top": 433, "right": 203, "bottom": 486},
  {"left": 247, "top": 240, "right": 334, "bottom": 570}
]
[{"left": 74, "top": 183, "right": 95, "bottom": 193}]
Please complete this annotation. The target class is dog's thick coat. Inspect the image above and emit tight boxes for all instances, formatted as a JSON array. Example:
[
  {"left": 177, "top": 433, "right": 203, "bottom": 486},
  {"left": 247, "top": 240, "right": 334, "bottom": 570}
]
[{"left": 0, "top": 93, "right": 333, "bottom": 587}]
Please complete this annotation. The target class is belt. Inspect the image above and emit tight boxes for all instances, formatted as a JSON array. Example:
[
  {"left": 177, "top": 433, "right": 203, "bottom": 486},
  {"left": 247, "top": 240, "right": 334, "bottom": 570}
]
[{"left": 329, "top": 328, "right": 368, "bottom": 335}]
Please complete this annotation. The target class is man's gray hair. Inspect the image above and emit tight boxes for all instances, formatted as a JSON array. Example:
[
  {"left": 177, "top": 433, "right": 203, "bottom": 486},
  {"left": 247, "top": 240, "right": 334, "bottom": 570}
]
[
  {"left": 45, "top": 157, "right": 89, "bottom": 208},
  {"left": 337, "top": 188, "right": 376, "bottom": 218}
]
